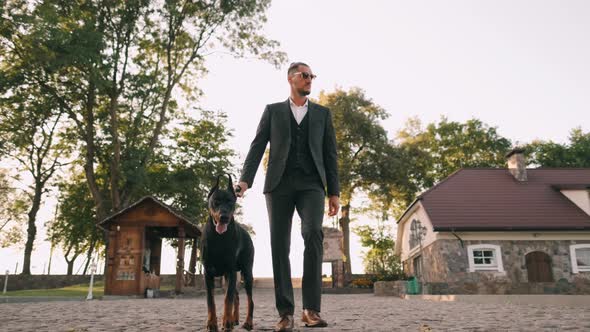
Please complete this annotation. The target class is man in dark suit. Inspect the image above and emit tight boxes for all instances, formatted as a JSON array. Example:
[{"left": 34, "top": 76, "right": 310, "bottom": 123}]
[{"left": 236, "top": 62, "right": 340, "bottom": 332}]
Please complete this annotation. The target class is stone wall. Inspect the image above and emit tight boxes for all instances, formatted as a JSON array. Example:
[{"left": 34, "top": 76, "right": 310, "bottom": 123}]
[
  {"left": 375, "top": 278, "right": 590, "bottom": 296},
  {"left": 374, "top": 281, "right": 406, "bottom": 296},
  {"left": 424, "top": 279, "right": 590, "bottom": 295},
  {"left": 406, "top": 239, "right": 590, "bottom": 294}
]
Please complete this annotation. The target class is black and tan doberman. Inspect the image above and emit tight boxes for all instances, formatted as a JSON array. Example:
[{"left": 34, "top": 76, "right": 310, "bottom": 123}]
[{"left": 201, "top": 174, "right": 254, "bottom": 331}]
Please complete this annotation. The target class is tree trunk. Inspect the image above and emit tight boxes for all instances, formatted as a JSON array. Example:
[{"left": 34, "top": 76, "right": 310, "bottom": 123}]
[
  {"left": 67, "top": 260, "right": 75, "bottom": 275},
  {"left": 83, "top": 78, "right": 107, "bottom": 221},
  {"left": 81, "top": 74, "right": 111, "bottom": 276},
  {"left": 339, "top": 203, "right": 352, "bottom": 285},
  {"left": 142, "top": 87, "right": 172, "bottom": 172},
  {"left": 64, "top": 244, "right": 80, "bottom": 276},
  {"left": 82, "top": 239, "right": 97, "bottom": 275},
  {"left": 21, "top": 183, "right": 44, "bottom": 275},
  {"left": 108, "top": 95, "right": 121, "bottom": 212},
  {"left": 188, "top": 238, "right": 198, "bottom": 286},
  {"left": 47, "top": 242, "right": 54, "bottom": 275}
]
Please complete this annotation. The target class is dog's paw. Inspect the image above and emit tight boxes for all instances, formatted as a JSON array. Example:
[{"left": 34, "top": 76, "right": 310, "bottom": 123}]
[
  {"left": 206, "top": 321, "right": 219, "bottom": 332},
  {"left": 222, "top": 321, "right": 233, "bottom": 331},
  {"left": 242, "top": 321, "right": 253, "bottom": 331}
]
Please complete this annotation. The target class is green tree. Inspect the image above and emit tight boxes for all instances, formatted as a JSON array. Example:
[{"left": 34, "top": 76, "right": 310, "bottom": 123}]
[
  {"left": 363, "top": 139, "right": 423, "bottom": 219},
  {"left": 317, "top": 88, "right": 396, "bottom": 283},
  {"left": 525, "top": 128, "right": 590, "bottom": 167},
  {"left": 0, "top": 82, "right": 69, "bottom": 274},
  {"left": 2, "top": 0, "right": 285, "bottom": 273},
  {"left": 397, "top": 117, "right": 512, "bottom": 188},
  {"left": 1, "top": 0, "right": 286, "bottom": 214},
  {"left": 13, "top": 0, "right": 286, "bottom": 220},
  {"left": 354, "top": 221, "right": 403, "bottom": 280},
  {"left": 162, "top": 110, "right": 236, "bottom": 219},
  {"left": 144, "top": 110, "right": 237, "bottom": 276},
  {"left": 0, "top": 168, "right": 28, "bottom": 248},
  {"left": 48, "top": 173, "right": 104, "bottom": 275}
]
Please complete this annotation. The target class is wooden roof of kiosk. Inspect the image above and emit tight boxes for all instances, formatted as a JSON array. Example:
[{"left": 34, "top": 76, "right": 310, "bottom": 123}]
[{"left": 99, "top": 196, "right": 201, "bottom": 296}]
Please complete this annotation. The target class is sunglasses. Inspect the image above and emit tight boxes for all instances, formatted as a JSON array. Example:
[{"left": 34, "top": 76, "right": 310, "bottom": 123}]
[{"left": 294, "top": 72, "right": 317, "bottom": 80}]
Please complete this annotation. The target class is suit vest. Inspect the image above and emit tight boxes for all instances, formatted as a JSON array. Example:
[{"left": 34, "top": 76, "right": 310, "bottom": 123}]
[{"left": 284, "top": 110, "right": 317, "bottom": 175}]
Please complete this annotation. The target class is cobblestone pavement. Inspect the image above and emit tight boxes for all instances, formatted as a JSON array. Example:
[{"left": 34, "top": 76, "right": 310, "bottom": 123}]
[{"left": 1, "top": 289, "right": 589, "bottom": 331}]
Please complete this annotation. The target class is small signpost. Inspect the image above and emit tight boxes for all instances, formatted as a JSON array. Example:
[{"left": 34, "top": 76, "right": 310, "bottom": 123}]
[
  {"left": 2, "top": 270, "right": 8, "bottom": 294},
  {"left": 86, "top": 260, "right": 97, "bottom": 300}
]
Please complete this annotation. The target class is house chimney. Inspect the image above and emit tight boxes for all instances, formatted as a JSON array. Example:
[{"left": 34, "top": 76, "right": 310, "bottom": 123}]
[{"left": 505, "top": 148, "right": 527, "bottom": 181}]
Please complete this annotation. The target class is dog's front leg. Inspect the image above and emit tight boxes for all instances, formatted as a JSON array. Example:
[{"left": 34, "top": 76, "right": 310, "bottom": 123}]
[
  {"left": 205, "top": 273, "right": 218, "bottom": 332},
  {"left": 232, "top": 285, "right": 240, "bottom": 327},
  {"left": 222, "top": 272, "right": 237, "bottom": 331},
  {"left": 242, "top": 270, "right": 254, "bottom": 331}
]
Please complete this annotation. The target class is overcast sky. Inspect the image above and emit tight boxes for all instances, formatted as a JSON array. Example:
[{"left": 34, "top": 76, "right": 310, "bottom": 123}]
[{"left": 2, "top": 0, "right": 589, "bottom": 277}]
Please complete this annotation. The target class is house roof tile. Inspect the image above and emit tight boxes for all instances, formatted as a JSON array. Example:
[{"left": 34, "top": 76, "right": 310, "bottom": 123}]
[{"left": 416, "top": 168, "right": 590, "bottom": 231}]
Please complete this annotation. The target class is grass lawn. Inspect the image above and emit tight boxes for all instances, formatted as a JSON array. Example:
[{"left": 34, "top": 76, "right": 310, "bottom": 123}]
[
  {"left": 1, "top": 281, "right": 105, "bottom": 297},
  {"left": 1, "top": 281, "right": 176, "bottom": 297}
]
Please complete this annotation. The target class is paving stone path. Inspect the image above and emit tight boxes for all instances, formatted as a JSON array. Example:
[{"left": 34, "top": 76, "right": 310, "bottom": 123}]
[{"left": 1, "top": 289, "right": 589, "bottom": 331}]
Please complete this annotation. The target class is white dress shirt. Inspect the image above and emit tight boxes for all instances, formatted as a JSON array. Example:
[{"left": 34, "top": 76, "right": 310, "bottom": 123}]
[{"left": 289, "top": 98, "right": 309, "bottom": 125}]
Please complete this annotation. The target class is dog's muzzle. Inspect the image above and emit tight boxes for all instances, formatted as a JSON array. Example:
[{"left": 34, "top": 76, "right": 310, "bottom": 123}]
[{"left": 214, "top": 216, "right": 229, "bottom": 234}]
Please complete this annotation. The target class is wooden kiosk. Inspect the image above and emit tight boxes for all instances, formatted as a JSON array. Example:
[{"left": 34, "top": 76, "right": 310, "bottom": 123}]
[{"left": 99, "top": 196, "right": 201, "bottom": 296}]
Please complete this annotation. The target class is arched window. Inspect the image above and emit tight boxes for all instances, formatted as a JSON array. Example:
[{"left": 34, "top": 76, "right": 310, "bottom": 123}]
[{"left": 409, "top": 219, "right": 425, "bottom": 249}]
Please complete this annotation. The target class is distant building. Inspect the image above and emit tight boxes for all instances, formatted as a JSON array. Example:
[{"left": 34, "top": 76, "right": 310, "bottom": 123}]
[{"left": 394, "top": 149, "right": 590, "bottom": 294}]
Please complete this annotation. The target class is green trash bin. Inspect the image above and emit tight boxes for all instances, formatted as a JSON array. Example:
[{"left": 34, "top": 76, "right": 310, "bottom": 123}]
[{"left": 406, "top": 276, "right": 421, "bottom": 295}]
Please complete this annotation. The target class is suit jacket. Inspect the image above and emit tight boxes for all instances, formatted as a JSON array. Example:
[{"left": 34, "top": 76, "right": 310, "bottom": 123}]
[{"left": 240, "top": 99, "right": 340, "bottom": 196}]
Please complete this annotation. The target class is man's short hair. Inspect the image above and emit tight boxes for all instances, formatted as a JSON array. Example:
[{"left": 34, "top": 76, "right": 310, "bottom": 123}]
[{"left": 288, "top": 62, "right": 309, "bottom": 76}]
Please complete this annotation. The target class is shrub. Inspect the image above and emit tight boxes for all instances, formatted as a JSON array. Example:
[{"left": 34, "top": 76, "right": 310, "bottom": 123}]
[{"left": 351, "top": 277, "right": 374, "bottom": 289}]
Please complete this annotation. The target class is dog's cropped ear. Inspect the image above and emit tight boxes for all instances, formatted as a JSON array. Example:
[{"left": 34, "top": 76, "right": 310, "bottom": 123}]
[
  {"left": 207, "top": 175, "right": 222, "bottom": 199},
  {"left": 227, "top": 174, "right": 235, "bottom": 198}
]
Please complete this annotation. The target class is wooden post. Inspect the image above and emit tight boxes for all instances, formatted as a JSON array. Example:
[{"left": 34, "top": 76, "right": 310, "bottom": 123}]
[
  {"left": 3, "top": 270, "right": 8, "bottom": 294},
  {"left": 175, "top": 226, "right": 186, "bottom": 294},
  {"left": 188, "top": 238, "right": 198, "bottom": 286},
  {"left": 86, "top": 260, "right": 97, "bottom": 300}
]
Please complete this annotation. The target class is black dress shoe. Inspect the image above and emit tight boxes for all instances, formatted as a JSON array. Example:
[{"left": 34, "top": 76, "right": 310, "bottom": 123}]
[{"left": 274, "top": 314, "right": 294, "bottom": 332}]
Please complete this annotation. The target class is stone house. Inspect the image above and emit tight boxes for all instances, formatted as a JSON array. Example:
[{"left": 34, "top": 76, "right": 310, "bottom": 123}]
[{"left": 394, "top": 149, "right": 590, "bottom": 294}]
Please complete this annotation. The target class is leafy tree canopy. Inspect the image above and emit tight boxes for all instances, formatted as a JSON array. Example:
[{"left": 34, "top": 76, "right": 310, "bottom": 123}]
[{"left": 525, "top": 127, "right": 590, "bottom": 168}]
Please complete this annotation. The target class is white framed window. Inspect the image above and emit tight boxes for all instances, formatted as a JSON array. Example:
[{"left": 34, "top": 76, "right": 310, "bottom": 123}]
[
  {"left": 467, "top": 244, "right": 504, "bottom": 272},
  {"left": 570, "top": 244, "right": 590, "bottom": 274}
]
